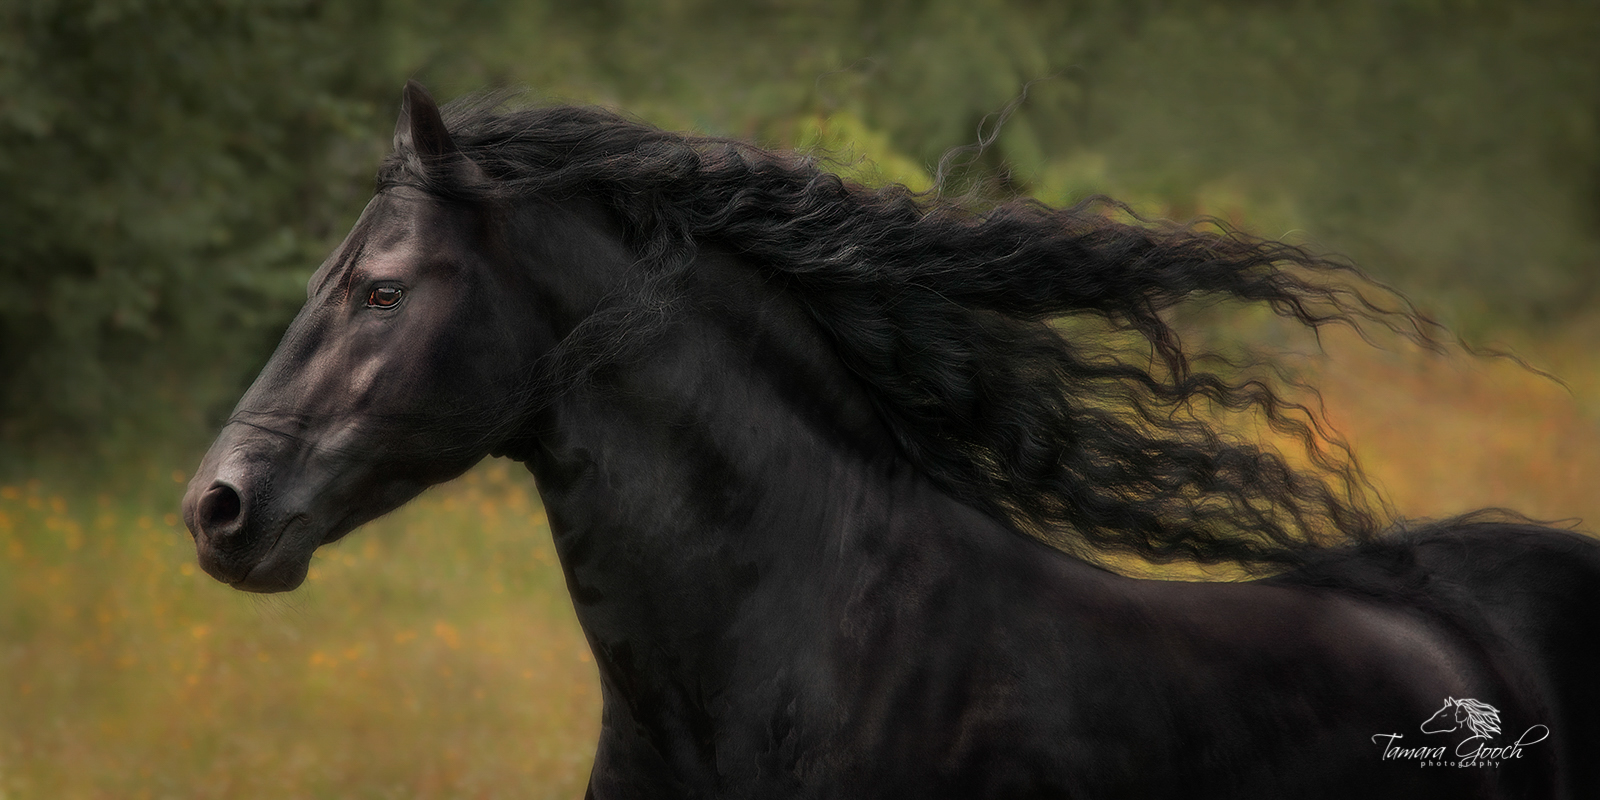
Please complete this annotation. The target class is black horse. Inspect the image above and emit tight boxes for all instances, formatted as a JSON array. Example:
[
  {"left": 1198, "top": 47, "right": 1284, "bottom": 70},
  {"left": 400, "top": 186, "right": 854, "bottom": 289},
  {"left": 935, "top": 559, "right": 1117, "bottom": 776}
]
[{"left": 183, "top": 82, "right": 1600, "bottom": 798}]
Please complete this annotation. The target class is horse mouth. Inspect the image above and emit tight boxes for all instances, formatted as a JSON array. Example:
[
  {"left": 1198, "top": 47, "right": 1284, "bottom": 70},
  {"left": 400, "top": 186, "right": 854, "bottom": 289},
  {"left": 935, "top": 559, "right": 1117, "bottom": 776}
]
[
  {"left": 224, "top": 508, "right": 367, "bottom": 593},
  {"left": 224, "top": 514, "right": 318, "bottom": 593}
]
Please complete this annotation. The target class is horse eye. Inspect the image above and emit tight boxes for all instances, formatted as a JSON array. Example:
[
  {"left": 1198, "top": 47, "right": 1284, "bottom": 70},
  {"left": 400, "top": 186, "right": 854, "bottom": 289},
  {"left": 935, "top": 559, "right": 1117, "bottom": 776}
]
[{"left": 366, "top": 286, "right": 404, "bottom": 309}]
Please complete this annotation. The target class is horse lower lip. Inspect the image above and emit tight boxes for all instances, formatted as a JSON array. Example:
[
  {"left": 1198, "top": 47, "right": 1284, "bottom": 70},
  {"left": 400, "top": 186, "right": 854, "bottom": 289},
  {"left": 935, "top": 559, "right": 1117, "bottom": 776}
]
[
  {"left": 229, "top": 559, "right": 309, "bottom": 593},
  {"left": 204, "top": 515, "right": 307, "bottom": 590},
  {"left": 230, "top": 528, "right": 310, "bottom": 592},
  {"left": 198, "top": 552, "right": 254, "bottom": 585},
  {"left": 232, "top": 563, "right": 284, "bottom": 591}
]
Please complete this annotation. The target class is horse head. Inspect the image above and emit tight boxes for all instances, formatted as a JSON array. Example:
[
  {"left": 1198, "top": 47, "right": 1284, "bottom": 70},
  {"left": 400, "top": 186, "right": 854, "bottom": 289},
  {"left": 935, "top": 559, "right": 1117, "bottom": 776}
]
[
  {"left": 1420, "top": 697, "right": 1462, "bottom": 734},
  {"left": 181, "top": 83, "right": 562, "bottom": 592}
]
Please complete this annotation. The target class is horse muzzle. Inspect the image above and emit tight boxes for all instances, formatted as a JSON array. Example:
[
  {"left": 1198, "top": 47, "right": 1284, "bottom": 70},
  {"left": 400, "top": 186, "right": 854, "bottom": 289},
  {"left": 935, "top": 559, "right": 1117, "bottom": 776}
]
[{"left": 182, "top": 430, "right": 321, "bottom": 593}]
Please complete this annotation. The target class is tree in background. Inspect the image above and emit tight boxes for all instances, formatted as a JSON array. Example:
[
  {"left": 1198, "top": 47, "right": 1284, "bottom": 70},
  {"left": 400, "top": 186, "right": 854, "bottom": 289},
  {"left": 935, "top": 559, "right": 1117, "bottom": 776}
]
[{"left": 0, "top": 0, "right": 390, "bottom": 457}]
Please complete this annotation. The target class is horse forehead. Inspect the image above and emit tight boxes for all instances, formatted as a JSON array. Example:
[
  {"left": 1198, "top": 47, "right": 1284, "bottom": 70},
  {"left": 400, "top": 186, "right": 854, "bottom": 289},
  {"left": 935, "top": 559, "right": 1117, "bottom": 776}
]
[
  {"left": 361, "top": 188, "right": 475, "bottom": 256},
  {"left": 307, "top": 189, "right": 475, "bottom": 295}
]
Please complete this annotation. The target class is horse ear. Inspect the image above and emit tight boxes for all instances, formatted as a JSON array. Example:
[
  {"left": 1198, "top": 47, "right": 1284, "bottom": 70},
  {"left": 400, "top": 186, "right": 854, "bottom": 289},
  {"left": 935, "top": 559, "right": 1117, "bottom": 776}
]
[{"left": 394, "top": 80, "right": 457, "bottom": 159}]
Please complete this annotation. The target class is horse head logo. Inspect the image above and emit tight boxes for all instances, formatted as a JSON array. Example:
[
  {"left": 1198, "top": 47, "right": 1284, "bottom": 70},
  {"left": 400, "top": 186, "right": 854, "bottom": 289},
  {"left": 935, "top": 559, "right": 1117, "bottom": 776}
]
[{"left": 1421, "top": 697, "right": 1502, "bottom": 741}]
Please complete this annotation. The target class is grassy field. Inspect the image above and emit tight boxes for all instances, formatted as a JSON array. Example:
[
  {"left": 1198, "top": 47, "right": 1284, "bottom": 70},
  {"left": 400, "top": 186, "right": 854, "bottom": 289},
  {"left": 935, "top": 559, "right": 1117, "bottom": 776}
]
[
  {"left": 0, "top": 463, "right": 598, "bottom": 799},
  {"left": 2, "top": 327, "right": 1598, "bottom": 798}
]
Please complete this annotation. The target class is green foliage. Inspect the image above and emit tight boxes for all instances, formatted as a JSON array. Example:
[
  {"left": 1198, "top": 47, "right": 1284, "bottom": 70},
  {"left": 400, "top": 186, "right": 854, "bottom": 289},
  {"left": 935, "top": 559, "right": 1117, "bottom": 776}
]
[
  {"left": 792, "top": 111, "right": 933, "bottom": 192},
  {"left": 0, "top": 0, "right": 393, "bottom": 459},
  {"left": 2, "top": 0, "right": 1597, "bottom": 462},
  {"left": 1068, "top": 3, "right": 1600, "bottom": 328}
]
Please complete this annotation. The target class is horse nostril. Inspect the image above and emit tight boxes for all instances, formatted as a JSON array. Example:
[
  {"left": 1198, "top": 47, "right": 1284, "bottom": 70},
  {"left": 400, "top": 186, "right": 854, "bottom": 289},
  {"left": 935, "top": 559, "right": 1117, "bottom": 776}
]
[{"left": 199, "top": 483, "right": 244, "bottom": 533}]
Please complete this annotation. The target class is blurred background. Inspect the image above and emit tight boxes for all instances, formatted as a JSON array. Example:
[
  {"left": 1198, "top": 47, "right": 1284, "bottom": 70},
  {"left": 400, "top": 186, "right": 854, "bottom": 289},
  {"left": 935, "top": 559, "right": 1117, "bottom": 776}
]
[{"left": 2, "top": 0, "right": 1597, "bottom": 796}]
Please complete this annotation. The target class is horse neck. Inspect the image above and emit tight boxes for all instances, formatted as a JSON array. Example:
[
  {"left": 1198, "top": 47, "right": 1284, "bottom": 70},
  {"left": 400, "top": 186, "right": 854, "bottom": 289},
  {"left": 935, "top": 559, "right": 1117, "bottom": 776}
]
[{"left": 518, "top": 240, "right": 915, "bottom": 658}]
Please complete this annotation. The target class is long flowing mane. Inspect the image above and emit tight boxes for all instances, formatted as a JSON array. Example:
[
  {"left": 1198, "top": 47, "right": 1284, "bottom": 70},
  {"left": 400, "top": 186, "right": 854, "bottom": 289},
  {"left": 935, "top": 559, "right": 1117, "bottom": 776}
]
[
  {"left": 378, "top": 98, "right": 1454, "bottom": 567},
  {"left": 1455, "top": 698, "right": 1502, "bottom": 740}
]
